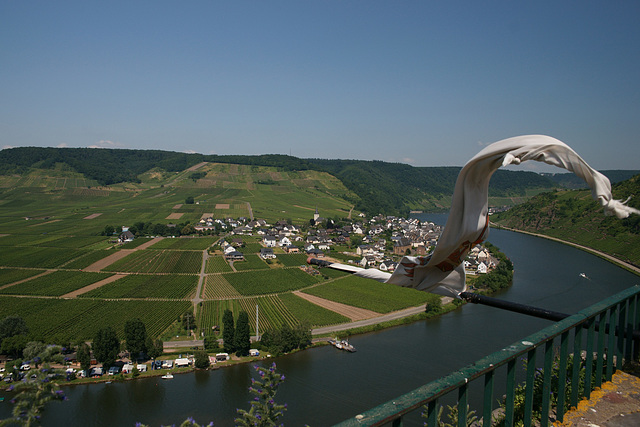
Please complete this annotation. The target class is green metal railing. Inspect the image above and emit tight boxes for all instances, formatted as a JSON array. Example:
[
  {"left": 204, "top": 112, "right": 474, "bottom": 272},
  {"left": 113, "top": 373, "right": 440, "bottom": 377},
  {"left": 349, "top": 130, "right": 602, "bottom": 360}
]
[{"left": 335, "top": 285, "right": 640, "bottom": 427}]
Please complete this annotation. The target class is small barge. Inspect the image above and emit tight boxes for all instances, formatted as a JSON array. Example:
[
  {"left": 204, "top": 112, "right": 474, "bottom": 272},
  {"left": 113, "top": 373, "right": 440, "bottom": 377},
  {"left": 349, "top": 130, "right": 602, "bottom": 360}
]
[{"left": 328, "top": 338, "right": 356, "bottom": 353}]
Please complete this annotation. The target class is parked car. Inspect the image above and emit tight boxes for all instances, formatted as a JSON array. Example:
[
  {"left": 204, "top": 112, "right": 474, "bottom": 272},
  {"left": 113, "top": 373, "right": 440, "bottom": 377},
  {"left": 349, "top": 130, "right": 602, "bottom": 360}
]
[{"left": 108, "top": 366, "right": 120, "bottom": 376}]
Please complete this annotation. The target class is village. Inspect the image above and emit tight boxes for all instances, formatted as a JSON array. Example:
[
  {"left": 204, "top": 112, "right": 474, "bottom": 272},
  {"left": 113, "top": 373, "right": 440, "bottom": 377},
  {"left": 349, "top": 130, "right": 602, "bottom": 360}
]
[{"left": 192, "top": 208, "right": 499, "bottom": 277}]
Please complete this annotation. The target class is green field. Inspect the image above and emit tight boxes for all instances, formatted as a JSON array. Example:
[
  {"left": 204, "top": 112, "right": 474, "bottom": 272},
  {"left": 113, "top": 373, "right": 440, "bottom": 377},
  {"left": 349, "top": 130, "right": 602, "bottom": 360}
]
[
  {"left": 0, "top": 268, "right": 44, "bottom": 286},
  {"left": 301, "top": 275, "right": 438, "bottom": 313},
  {"left": 0, "top": 270, "right": 113, "bottom": 296},
  {"left": 0, "top": 296, "right": 190, "bottom": 342},
  {"left": 80, "top": 274, "right": 198, "bottom": 299},
  {"left": 223, "top": 268, "right": 320, "bottom": 296},
  {"left": 103, "top": 249, "right": 202, "bottom": 274},
  {"left": 233, "top": 254, "right": 269, "bottom": 271},
  {"left": 205, "top": 256, "right": 233, "bottom": 273}
]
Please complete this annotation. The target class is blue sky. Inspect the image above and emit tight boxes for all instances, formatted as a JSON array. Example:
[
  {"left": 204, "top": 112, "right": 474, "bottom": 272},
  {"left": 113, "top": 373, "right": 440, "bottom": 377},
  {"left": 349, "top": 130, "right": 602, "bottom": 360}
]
[{"left": 2, "top": 1, "right": 639, "bottom": 172}]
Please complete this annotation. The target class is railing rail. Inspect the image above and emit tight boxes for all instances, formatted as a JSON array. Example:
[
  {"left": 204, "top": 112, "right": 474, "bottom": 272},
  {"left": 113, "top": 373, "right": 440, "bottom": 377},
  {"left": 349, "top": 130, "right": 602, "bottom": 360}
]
[{"left": 335, "top": 285, "right": 640, "bottom": 427}]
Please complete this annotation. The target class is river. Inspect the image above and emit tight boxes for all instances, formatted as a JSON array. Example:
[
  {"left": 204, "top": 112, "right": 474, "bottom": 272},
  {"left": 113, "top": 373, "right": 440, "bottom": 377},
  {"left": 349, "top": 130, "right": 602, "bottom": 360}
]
[{"left": 2, "top": 214, "right": 639, "bottom": 426}]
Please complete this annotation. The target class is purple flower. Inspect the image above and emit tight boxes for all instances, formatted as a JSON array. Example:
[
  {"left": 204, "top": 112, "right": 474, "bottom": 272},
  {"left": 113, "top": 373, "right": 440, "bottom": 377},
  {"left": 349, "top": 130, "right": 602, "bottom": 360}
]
[
  {"left": 254, "top": 397, "right": 260, "bottom": 401},
  {"left": 256, "top": 414, "right": 262, "bottom": 420},
  {"left": 280, "top": 375, "right": 285, "bottom": 381}
]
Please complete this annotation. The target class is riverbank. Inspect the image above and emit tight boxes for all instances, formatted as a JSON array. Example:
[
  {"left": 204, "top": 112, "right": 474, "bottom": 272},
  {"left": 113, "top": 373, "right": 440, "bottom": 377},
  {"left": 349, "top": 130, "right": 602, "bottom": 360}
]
[{"left": 490, "top": 223, "right": 640, "bottom": 276}]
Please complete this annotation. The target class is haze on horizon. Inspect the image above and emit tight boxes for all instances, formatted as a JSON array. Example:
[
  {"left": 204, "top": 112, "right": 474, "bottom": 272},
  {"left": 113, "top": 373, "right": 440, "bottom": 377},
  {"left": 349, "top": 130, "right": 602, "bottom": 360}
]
[{"left": 1, "top": 1, "right": 639, "bottom": 173}]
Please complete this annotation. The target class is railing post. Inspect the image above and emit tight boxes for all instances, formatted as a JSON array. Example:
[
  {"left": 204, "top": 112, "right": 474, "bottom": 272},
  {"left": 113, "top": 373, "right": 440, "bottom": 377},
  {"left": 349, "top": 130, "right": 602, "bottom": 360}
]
[
  {"left": 483, "top": 371, "right": 494, "bottom": 427},
  {"left": 584, "top": 317, "right": 596, "bottom": 399},
  {"left": 425, "top": 400, "right": 438, "bottom": 427},
  {"left": 458, "top": 383, "right": 468, "bottom": 427},
  {"left": 524, "top": 348, "right": 537, "bottom": 427},
  {"left": 617, "top": 301, "right": 627, "bottom": 369},
  {"left": 596, "top": 312, "right": 606, "bottom": 388},
  {"left": 541, "top": 340, "right": 554, "bottom": 427},
  {"left": 606, "top": 305, "right": 618, "bottom": 381},
  {"left": 505, "top": 359, "right": 516, "bottom": 427},
  {"left": 556, "top": 331, "right": 569, "bottom": 422},
  {"left": 571, "top": 326, "right": 583, "bottom": 408}
]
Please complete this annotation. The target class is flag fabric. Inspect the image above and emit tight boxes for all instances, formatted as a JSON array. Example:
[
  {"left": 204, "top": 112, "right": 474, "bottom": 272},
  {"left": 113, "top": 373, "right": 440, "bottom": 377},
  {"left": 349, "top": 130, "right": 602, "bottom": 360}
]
[{"left": 354, "top": 135, "right": 640, "bottom": 297}]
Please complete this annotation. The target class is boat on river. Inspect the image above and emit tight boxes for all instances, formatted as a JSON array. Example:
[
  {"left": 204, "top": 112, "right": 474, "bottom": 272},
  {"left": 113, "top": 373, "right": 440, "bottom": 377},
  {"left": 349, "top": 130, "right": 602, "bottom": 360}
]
[
  {"left": 161, "top": 374, "right": 174, "bottom": 379},
  {"left": 328, "top": 338, "right": 356, "bottom": 352}
]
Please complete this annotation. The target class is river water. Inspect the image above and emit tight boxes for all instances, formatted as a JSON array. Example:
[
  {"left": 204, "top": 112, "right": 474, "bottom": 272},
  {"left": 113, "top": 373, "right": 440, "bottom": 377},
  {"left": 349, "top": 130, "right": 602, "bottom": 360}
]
[{"left": 2, "top": 214, "right": 639, "bottom": 426}]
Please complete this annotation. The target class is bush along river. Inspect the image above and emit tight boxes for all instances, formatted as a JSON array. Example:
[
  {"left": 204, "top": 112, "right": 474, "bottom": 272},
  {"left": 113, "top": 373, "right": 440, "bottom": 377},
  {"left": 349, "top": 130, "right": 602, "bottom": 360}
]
[{"left": 2, "top": 214, "right": 639, "bottom": 426}]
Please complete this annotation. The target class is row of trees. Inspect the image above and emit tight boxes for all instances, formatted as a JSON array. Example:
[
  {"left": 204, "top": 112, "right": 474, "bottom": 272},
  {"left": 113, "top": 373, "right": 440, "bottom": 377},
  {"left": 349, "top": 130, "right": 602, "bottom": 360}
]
[
  {"left": 86, "top": 319, "right": 163, "bottom": 371},
  {"left": 222, "top": 309, "right": 251, "bottom": 356}
]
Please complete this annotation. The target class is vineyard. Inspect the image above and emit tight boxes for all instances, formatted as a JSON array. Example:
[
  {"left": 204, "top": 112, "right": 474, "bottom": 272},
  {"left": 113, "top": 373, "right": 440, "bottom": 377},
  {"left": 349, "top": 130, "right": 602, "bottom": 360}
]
[
  {"left": 0, "top": 270, "right": 114, "bottom": 296},
  {"left": 0, "top": 296, "right": 190, "bottom": 341},
  {"left": 233, "top": 254, "right": 269, "bottom": 271},
  {"left": 150, "top": 236, "right": 218, "bottom": 250},
  {"left": 275, "top": 253, "right": 309, "bottom": 267},
  {"left": 205, "top": 256, "right": 233, "bottom": 273},
  {"left": 62, "top": 248, "right": 118, "bottom": 269},
  {"left": 0, "top": 246, "right": 87, "bottom": 268},
  {"left": 278, "top": 292, "right": 350, "bottom": 326},
  {"left": 223, "top": 268, "right": 320, "bottom": 296},
  {"left": 103, "top": 249, "right": 202, "bottom": 274},
  {"left": 301, "top": 275, "right": 438, "bottom": 313},
  {"left": 198, "top": 295, "right": 299, "bottom": 334},
  {"left": 80, "top": 274, "right": 198, "bottom": 299},
  {"left": 0, "top": 268, "right": 43, "bottom": 287},
  {"left": 202, "top": 274, "right": 241, "bottom": 299}
]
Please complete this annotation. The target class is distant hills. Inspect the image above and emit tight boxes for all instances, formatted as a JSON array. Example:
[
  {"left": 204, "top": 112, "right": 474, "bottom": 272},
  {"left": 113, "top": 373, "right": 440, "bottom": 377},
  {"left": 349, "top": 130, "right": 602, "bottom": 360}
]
[
  {"left": 1, "top": 146, "right": 635, "bottom": 216},
  {"left": 492, "top": 173, "right": 640, "bottom": 265}
]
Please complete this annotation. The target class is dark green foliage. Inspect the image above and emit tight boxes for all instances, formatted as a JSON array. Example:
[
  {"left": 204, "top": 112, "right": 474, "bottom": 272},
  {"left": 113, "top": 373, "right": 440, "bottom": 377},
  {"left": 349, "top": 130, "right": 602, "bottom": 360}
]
[
  {"left": 222, "top": 309, "right": 235, "bottom": 353},
  {"left": 0, "top": 146, "right": 205, "bottom": 185},
  {"left": 234, "top": 311, "right": 251, "bottom": 357},
  {"left": 0, "top": 314, "right": 28, "bottom": 341},
  {"left": 470, "top": 242, "right": 513, "bottom": 293},
  {"left": 1, "top": 334, "right": 28, "bottom": 358},
  {"left": 185, "top": 196, "right": 195, "bottom": 204},
  {"left": 124, "top": 319, "right": 148, "bottom": 359},
  {"left": 93, "top": 327, "right": 120, "bottom": 369},
  {"left": 204, "top": 335, "right": 220, "bottom": 352},
  {"left": 77, "top": 342, "right": 92, "bottom": 373},
  {"left": 145, "top": 337, "right": 163, "bottom": 359},
  {"left": 194, "top": 350, "right": 210, "bottom": 369},
  {"left": 544, "top": 170, "right": 640, "bottom": 189},
  {"left": 259, "top": 323, "right": 311, "bottom": 355},
  {"left": 189, "top": 171, "right": 206, "bottom": 181}
]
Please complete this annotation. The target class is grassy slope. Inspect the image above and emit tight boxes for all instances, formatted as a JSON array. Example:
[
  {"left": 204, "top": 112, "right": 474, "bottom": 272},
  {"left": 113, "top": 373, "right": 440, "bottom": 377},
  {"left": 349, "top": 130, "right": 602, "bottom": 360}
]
[
  {"left": 492, "top": 175, "right": 640, "bottom": 266},
  {"left": 0, "top": 165, "right": 403, "bottom": 343}
]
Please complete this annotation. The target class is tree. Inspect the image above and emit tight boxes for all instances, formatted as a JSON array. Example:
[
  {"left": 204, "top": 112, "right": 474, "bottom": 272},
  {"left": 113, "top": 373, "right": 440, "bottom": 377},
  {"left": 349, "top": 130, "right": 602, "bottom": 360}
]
[
  {"left": 0, "top": 315, "right": 28, "bottom": 341},
  {"left": 222, "top": 309, "right": 235, "bottom": 353},
  {"left": 23, "top": 341, "right": 46, "bottom": 364},
  {"left": 1, "top": 334, "right": 28, "bottom": 358},
  {"left": 185, "top": 196, "right": 195, "bottom": 204},
  {"left": 124, "top": 319, "right": 148, "bottom": 359},
  {"left": 146, "top": 336, "right": 163, "bottom": 359},
  {"left": 234, "top": 311, "right": 251, "bottom": 357},
  {"left": 194, "top": 350, "right": 210, "bottom": 369},
  {"left": 93, "top": 327, "right": 120, "bottom": 369},
  {"left": 77, "top": 342, "right": 92, "bottom": 373}
]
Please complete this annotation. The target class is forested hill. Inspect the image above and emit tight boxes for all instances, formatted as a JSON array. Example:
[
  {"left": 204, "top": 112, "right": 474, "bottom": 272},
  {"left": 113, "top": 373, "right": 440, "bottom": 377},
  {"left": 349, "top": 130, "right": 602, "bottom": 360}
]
[
  {"left": 2, "top": 146, "right": 554, "bottom": 215},
  {"left": 542, "top": 170, "right": 640, "bottom": 189},
  {"left": 492, "top": 174, "right": 640, "bottom": 265},
  {"left": 306, "top": 158, "right": 555, "bottom": 214}
]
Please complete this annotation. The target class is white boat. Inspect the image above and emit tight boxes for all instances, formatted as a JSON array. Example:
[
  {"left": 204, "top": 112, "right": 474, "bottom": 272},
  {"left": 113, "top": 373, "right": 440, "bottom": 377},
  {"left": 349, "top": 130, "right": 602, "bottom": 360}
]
[
  {"left": 161, "top": 374, "right": 174, "bottom": 379},
  {"left": 579, "top": 272, "right": 587, "bottom": 279}
]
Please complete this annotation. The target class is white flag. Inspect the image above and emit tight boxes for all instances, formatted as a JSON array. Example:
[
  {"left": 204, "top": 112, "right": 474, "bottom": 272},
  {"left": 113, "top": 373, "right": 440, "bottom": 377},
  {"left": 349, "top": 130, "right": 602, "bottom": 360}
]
[{"left": 355, "top": 135, "right": 640, "bottom": 297}]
